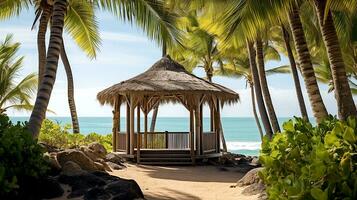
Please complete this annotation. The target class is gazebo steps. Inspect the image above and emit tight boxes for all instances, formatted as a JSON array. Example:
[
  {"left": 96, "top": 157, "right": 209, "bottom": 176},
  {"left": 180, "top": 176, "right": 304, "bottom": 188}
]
[
  {"left": 138, "top": 161, "right": 193, "bottom": 165},
  {"left": 137, "top": 149, "right": 192, "bottom": 165}
]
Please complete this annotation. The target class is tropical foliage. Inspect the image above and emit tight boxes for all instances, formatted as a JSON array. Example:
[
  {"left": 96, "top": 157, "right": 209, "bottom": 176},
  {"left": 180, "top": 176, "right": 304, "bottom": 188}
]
[
  {"left": 260, "top": 117, "right": 357, "bottom": 199},
  {"left": 39, "top": 119, "right": 112, "bottom": 152},
  {"left": 0, "top": 114, "right": 48, "bottom": 196},
  {"left": 0, "top": 35, "right": 37, "bottom": 114}
]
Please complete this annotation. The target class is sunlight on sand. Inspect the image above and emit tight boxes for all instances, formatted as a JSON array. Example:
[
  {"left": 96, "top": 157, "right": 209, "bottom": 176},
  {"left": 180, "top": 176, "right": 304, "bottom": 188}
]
[{"left": 111, "top": 164, "right": 259, "bottom": 200}]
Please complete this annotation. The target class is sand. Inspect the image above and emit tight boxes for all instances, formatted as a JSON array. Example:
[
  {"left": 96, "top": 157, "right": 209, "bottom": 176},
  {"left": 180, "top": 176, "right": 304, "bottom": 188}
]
[{"left": 111, "top": 164, "right": 259, "bottom": 200}]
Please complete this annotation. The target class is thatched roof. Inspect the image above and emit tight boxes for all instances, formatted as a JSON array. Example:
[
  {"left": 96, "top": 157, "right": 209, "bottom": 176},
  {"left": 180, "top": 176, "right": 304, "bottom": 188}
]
[{"left": 97, "top": 55, "right": 239, "bottom": 107}]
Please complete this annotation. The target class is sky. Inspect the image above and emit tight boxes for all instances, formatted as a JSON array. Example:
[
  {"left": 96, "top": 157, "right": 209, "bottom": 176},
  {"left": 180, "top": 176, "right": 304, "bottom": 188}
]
[{"left": 1, "top": 8, "right": 344, "bottom": 118}]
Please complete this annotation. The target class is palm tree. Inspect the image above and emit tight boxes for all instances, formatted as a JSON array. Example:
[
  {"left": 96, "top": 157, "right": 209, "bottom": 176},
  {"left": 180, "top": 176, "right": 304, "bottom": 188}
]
[
  {"left": 0, "top": 35, "right": 37, "bottom": 114},
  {"left": 285, "top": 3, "right": 328, "bottom": 122},
  {"left": 28, "top": 0, "right": 182, "bottom": 137},
  {"left": 32, "top": 0, "right": 100, "bottom": 133},
  {"left": 312, "top": 0, "right": 357, "bottom": 120}
]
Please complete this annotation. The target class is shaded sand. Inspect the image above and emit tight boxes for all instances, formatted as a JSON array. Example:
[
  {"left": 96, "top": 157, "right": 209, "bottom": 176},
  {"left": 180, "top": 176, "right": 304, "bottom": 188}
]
[{"left": 111, "top": 164, "right": 259, "bottom": 200}]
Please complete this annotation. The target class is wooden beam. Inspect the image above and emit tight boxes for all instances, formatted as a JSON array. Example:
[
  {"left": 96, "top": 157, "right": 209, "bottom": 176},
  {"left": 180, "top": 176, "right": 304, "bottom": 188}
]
[
  {"left": 112, "top": 96, "right": 120, "bottom": 152},
  {"left": 189, "top": 109, "right": 195, "bottom": 164},
  {"left": 195, "top": 101, "right": 201, "bottom": 156},
  {"left": 144, "top": 112, "right": 148, "bottom": 148},
  {"left": 137, "top": 105, "right": 141, "bottom": 163},
  {"left": 199, "top": 103, "right": 203, "bottom": 155},
  {"left": 130, "top": 99, "right": 135, "bottom": 155},
  {"left": 126, "top": 102, "right": 130, "bottom": 154},
  {"left": 216, "top": 99, "right": 221, "bottom": 153}
]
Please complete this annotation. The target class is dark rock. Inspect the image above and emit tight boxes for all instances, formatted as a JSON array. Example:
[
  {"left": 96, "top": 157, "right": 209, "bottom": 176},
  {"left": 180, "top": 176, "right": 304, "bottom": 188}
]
[
  {"left": 59, "top": 173, "right": 106, "bottom": 192},
  {"left": 251, "top": 157, "right": 260, "bottom": 166},
  {"left": 84, "top": 187, "right": 111, "bottom": 200},
  {"left": 67, "top": 189, "right": 88, "bottom": 199},
  {"left": 105, "top": 152, "right": 124, "bottom": 164},
  {"left": 91, "top": 171, "right": 119, "bottom": 182},
  {"left": 39, "top": 177, "right": 64, "bottom": 199},
  {"left": 57, "top": 149, "right": 99, "bottom": 171},
  {"left": 107, "top": 161, "right": 125, "bottom": 170},
  {"left": 88, "top": 142, "right": 107, "bottom": 159},
  {"left": 104, "top": 179, "right": 144, "bottom": 199}
]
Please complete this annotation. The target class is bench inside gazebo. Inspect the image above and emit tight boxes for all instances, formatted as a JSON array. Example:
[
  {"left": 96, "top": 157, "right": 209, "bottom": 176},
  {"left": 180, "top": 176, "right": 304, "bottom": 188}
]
[{"left": 97, "top": 55, "right": 239, "bottom": 165}]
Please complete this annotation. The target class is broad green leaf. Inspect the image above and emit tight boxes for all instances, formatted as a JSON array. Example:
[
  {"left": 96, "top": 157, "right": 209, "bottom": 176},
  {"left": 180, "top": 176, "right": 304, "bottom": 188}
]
[
  {"left": 343, "top": 127, "right": 356, "bottom": 144},
  {"left": 311, "top": 187, "right": 327, "bottom": 200}
]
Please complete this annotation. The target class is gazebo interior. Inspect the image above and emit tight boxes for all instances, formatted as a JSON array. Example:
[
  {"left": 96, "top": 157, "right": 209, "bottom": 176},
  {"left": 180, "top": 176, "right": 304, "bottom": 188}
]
[{"left": 97, "top": 55, "right": 239, "bottom": 165}]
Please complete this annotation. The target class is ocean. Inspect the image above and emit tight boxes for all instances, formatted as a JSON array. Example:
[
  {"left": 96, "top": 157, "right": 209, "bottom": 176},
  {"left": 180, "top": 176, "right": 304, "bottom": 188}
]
[{"left": 10, "top": 117, "right": 293, "bottom": 156}]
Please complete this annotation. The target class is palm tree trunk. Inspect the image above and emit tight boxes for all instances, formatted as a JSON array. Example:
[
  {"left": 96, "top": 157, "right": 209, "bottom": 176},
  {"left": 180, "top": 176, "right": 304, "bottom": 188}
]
[
  {"left": 60, "top": 41, "right": 80, "bottom": 133},
  {"left": 314, "top": 0, "right": 357, "bottom": 120},
  {"left": 250, "top": 83, "right": 264, "bottom": 140},
  {"left": 37, "top": 6, "right": 51, "bottom": 88},
  {"left": 247, "top": 40, "right": 273, "bottom": 138},
  {"left": 287, "top": 5, "right": 328, "bottom": 122},
  {"left": 255, "top": 38, "right": 280, "bottom": 133},
  {"left": 281, "top": 25, "right": 309, "bottom": 121},
  {"left": 150, "top": 41, "right": 167, "bottom": 132},
  {"left": 28, "top": 0, "right": 67, "bottom": 138}
]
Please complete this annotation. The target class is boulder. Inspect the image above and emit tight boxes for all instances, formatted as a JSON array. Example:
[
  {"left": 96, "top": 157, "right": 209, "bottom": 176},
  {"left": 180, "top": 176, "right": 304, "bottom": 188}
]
[
  {"left": 105, "top": 152, "right": 124, "bottom": 164},
  {"left": 241, "top": 182, "right": 265, "bottom": 196},
  {"left": 62, "top": 161, "right": 86, "bottom": 176},
  {"left": 81, "top": 146, "right": 100, "bottom": 161},
  {"left": 84, "top": 186, "right": 111, "bottom": 200},
  {"left": 57, "top": 149, "right": 98, "bottom": 171},
  {"left": 104, "top": 179, "right": 144, "bottom": 200},
  {"left": 59, "top": 173, "right": 106, "bottom": 193},
  {"left": 237, "top": 167, "right": 263, "bottom": 187},
  {"left": 107, "top": 161, "right": 125, "bottom": 170},
  {"left": 88, "top": 142, "right": 107, "bottom": 159},
  {"left": 251, "top": 157, "right": 260, "bottom": 166}
]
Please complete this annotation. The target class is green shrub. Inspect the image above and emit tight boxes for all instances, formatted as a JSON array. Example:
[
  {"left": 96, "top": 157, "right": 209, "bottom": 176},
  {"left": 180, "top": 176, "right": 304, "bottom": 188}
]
[
  {"left": 0, "top": 115, "right": 48, "bottom": 195},
  {"left": 38, "top": 119, "right": 112, "bottom": 152},
  {"left": 259, "top": 116, "right": 357, "bottom": 200}
]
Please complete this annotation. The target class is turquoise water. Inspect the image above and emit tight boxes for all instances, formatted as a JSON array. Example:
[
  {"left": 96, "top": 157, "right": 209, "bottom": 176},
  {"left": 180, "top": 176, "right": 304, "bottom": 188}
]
[{"left": 10, "top": 117, "right": 292, "bottom": 156}]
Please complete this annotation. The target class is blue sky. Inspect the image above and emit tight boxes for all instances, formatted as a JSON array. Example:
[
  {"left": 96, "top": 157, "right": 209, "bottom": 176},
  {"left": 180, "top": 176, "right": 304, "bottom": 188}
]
[{"left": 1, "top": 8, "right": 342, "bottom": 117}]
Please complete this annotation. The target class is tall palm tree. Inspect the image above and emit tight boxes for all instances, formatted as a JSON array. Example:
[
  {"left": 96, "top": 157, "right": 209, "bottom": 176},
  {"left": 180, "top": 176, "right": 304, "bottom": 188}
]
[
  {"left": 286, "top": 3, "right": 328, "bottom": 122},
  {"left": 28, "top": 0, "right": 183, "bottom": 137},
  {"left": 28, "top": 0, "right": 68, "bottom": 137},
  {"left": 312, "top": 0, "right": 357, "bottom": 120},
  {"left": 0, "top": 35, "right": 37, "bottom": 114},
  {"left": 32, "top": 0, "right": 100, "bottom": 133}
]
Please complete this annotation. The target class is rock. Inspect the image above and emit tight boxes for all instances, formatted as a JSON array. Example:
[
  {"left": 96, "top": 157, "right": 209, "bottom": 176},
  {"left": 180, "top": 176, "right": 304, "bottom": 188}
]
[
  {"left": 104, "top": 179, "right": 144, "bottom": 200},
  {"left": 251, "top": 157, "right": 260, "bottom": 166},
  {"left": 57, "top": 149, "right": 99, "bottom": 171},
  {"left": 237, "top": 167, "right": 263, "bottom": 187},
  {"left": 105, "top": 152, "right": 124, "bottom": 164},
  {"left": 38, "top": 177, "right": 64, "bottom": 199},
  {"left": 88, "top": 142, "right": 107, "bottom": 159},
  {"left": 59, "top": 173, "right": 106, "bottom": 193},
  {"left": 241, "top": 182, "right": 265, "bottom": 196},
  {"left": 39, "top": 142, "right": 61, "bottom": 152},
  {"left": 107, "top": 161, "right": 125, "bottom": 170},
  {"left": 84, "top": 187, "right": 111, "bottom": 200},
  {"left": 81, "top": 146, "right": 100, "bottom": 161},
  {"left": 62, "top": 161, "right": 86, "bottom": 176}
]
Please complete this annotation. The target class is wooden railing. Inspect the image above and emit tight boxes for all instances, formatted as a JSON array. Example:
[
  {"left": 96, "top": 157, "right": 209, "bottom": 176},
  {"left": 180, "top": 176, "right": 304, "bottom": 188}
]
[
  {"left": 202, "top": 131, "right": 216, "bottom": 153},
  {"left": 116, "top": 131, "right": 216, "bottom": 152}
]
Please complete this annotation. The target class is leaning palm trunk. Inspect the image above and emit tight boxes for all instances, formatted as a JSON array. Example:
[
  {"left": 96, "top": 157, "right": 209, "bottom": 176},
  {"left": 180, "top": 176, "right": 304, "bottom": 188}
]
[
  {"left": 28, "top": 0, "right": 67, "bottom": 138},
  {"left": 37, "top": 6, "right": 51, "bottom": 88},
  {"left": 205, "top": 65, "right": 228, "bottom": 152},
  {"left": 281, "top": 25, "right": 309, "bottom": 121},
  {"left": 255, "top": 38, "right": 280, "bottom": 133},
  {"left": 60, "top": 41, "right": 80, "bottom": 133},
  {"left": 250, "top": 83, "right": 263, "bottom": 140},
  {"left": 287, "top": 5, "right": 328, "bottom": 122},
  {"left": 150, "top": 42, "right": 167, "bottom": 132},
  {"left": 247, "top": 40, "right": 273, "bottom": 138},
  {"left": 313, "top": 0, "right": 357, "bottom": 120}
]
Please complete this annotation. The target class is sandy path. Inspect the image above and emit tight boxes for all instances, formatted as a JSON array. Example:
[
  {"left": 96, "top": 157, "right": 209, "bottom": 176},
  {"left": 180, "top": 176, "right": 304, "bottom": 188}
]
[{"left": 111, "top": 164, "right": 258, "bottom": 200}]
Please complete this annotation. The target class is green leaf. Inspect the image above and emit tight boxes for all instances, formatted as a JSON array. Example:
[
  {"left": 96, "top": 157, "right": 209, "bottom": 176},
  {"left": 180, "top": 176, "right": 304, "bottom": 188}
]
[
  {"left": 343, "top": 127, "right": 356, "bottom": 144},
  {"left": 311, "top": 187, "right": 327, "bottom": 200},
  {"left": 283, "top": 120, "right": 294, "bottom": 132}
]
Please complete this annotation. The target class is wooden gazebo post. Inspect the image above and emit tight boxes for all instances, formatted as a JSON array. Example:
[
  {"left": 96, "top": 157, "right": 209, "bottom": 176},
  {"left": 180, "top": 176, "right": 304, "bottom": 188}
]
[
  {"left": 195, "top": 97, "right": 202, "bottom": 156},
  {"left": 129, "top": 97, "right": 135, "bottom": 156},
  {"left": 189, "top": 108, "right": 195, "bottom": 164},
  {"left": 126, "top": 101, "right": 130, "bottom": 154},
  {"left": 137, "top": 105, "right": 141, "bottom": 163},
  {"left": 112, "top": 96, "right": 120, "bottom": 152}
]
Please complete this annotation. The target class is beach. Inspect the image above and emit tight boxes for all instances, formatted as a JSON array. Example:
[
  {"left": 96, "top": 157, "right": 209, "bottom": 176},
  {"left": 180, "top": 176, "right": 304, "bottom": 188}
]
[{"left": 111, "top": 164, "right": 259, "bottom": 200}]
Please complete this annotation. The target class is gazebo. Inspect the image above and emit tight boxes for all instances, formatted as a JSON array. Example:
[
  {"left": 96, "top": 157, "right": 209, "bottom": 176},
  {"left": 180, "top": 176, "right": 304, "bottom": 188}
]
[{"left": 97, "top": 55, "right": 239, "bottom": 165}]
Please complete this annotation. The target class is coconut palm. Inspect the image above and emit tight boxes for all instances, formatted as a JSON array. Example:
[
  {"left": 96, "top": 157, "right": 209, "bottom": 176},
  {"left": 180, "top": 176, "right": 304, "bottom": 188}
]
[
  {"left": 32, "top": 0, "right": 100, "bottom": 133},
  {"left": 0, "top": 35, "right": 37, "bottom": 114},
  {"left": 28, "top": 0, "right": 183, "bottom": 137},
  {"left": 312, "top": 0, "right": 357, "bottom": 120}
]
